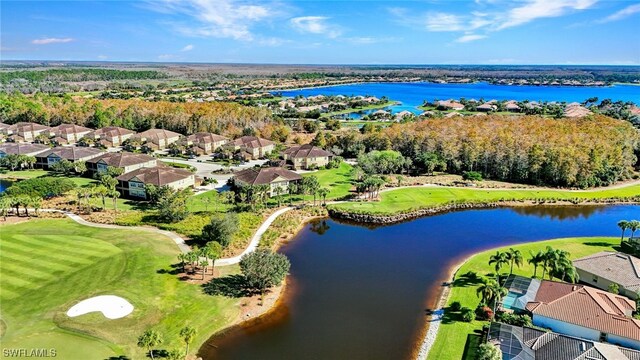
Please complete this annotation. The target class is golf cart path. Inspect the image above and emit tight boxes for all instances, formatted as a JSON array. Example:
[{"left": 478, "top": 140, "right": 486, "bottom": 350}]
[{"left": 41, "top": 207, "right": 293, "bottom": 265}]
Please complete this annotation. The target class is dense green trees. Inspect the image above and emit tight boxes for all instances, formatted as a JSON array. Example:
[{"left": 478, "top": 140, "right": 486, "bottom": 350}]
[
  {"left": 240, "top": 249, "right": 291, "bottom": 297},
  {"left": 5, "top": 177, "right": 75, "bottom": 198},
  {"left": 0, "top": 154, "right": 36, "bottom": 171},
  {"left": 201, "top": 213, "right": 239, "bottom": 248}
]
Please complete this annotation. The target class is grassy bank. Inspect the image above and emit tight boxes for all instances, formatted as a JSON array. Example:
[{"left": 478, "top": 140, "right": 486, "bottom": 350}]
[
  {"left": 329, "top": 184, "right": 640, "bottom": 215},
  {"left": 0, "top": 219, "right": 241, "bottom": 359},
  {"left": 427, "top": 236, "right": 619, "bottom": 360}
]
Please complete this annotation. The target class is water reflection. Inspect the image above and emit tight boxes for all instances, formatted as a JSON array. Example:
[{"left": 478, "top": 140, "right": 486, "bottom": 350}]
[{"left": 511, "top": 205, "right": 607, "bottom": 220}]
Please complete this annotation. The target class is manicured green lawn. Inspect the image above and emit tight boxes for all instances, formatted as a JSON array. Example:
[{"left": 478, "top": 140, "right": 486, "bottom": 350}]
[
  {"left": 305, "top": 162, "right": 354, "bottom": 200},
  {"left": 428, "top": 236, "right": 619, "bottom": 360},
  {"left": 0, "top": 219, "right": 240, "bottom": 359},
  {"left": 330, "top": 184, "right": 640, "bottom": 215},
  {"left": 0, "top": 169, "right": 51, "bottom": 179}
]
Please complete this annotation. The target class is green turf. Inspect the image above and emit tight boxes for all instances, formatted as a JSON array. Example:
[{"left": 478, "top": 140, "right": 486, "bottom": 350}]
[
  {"left": 330, "top": 184, "right": 640, "bottom": 215},
  {"left": 0, "top": 219, "right": 240, "bottom": 359},
  {"left": 305, "top": 162, "right": 354, "bottom": 200},
  {"left": 427, "top": 236, "right": 619, "bottom": 360}
]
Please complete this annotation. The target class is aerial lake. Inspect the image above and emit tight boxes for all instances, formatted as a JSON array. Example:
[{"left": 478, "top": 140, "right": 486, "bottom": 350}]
[
  {"left": 279, "top": 82, "right": 640, "bottom": 114},
  {"left": 200, "top": 204, "right": 640, "bottom": 360}
]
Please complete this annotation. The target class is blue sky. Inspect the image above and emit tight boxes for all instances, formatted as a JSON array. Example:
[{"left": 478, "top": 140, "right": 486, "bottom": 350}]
[{"left": 1, "top": 0, "right": 639, "bottom": 64}]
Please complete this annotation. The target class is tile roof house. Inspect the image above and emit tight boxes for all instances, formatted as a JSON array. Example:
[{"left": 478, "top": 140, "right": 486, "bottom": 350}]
[
  {"left": 5, "top": 122, "right": 51, "bottom": 142},
  {"left": 88, "top": 126, "right": 136, "bottom": 147},
  {"left": 437, "top": 100, "right": 465, "bottom": 111},
  {"left": 488, "top": 322, "right": 640, "bottom": 360},
  {"left": 133, "top": 129, "right": 181, "bottom": 150},
  {"left": 505, "top": 100, "right": 521, "bottom": 112},
  {"left": 180, "top": 132, "right": 229, "bottom": 155},
  {"left": 574, "top": 252, "right": 640, "bottom": 300},
  {"left": 233, "top": 167, "right": 301, "bottom": 197},
  {"left": 116, "top": 166, "right": 195, "bottom": 199},
  {"left": 226, "top": 136, "right": 275, "bottom": 160},
  {"left": 477, "top": 102, "right": 498, "bottom": 112},
  {"left": 0, "top": 143, "right": 50, "bottom": 158},
  {"left": 282, "top": 144, "right": 333, "bottom": 170},
  {"left": 86, "top": 152, "right": 157, "bottom": 175},
  {"left": 526, "top": 279, "right": 640, "bottom": 350},
  {"left": 48, "top": 124, "right": 92, "bottom": 145},
  {"left": 564, "top": 103, "right": 592, "bottom": 118},
  {"left": 35, "top": 146, "right": 104, "bottom": 169}
]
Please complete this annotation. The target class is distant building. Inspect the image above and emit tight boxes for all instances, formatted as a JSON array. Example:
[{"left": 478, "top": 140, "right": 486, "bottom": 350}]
[
  {"left": 505, "top": 100, "right": 521, "bottom": 112},
  {"left": 573, "top": 252, "right": 640, "bottom": 300},
  {"left": 49, "top": 124, "right": 92, "bottom": 145},
  {"left": 282, "top": 144, "right": 333, "bottom": 170},
  {"left": 88, "top": 126, "right": 135, "bottom": 147},
  {"left": 117, "top": 166, "right": 195, "bottom": 199},
  {"left": 226, "top": 136, "right": 275, "bottom": 160},
  {"left": 488, "top": 322, "right": 640, "bottom": 360},
  {"left": 394, "top": 110, "right": 414, "bottom": 121},
  {"left": 477, "top": 102, "right": 497, "bottom": 112},
  {"left": 86, "top": 152, "right": 157, "bottom": 175},
  {"left": 233, "top": 167, "right": 302, "bottom": 197},
  {"left": 0, "top": 143, "right": 50, "bottom": 158},
  {"left": 180, "top": 132, "right": 229, "bottom": 154},
  {"left": 436, "top": 100, "right": 465, "bottom": 111},
  {"left": 134, "top": 129, "right": 181, "bottom": 150},
  {"left": 5, "top": 122, "right": 51, "bottom": 143},
  {"left": 35, "top": 146, "right": 104, "bottom": 169},
  {"left": 564, "top": 103, "right": 592, "bottom": 118}
]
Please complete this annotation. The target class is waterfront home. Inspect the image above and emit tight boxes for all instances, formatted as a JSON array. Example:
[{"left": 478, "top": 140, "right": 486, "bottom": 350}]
[
  {"left": 488, "top": 322, "right": 640, "bottom": 360},
  {"left": 436, "top": 100, "right": 465, "bottom": 111},
  {"left": 49, "top": 124, "right": 93, "bottom": 145},
  {"left": 0, "top": 143, "right": 50, "bottom": 158},
  {"left": 477, "top": 102, "right": 498, "bottom": 112},
  {"left": 282, "top": 144, "right": 333, "bottom": 170},
  {"left": 573, "top": 252, "right": 640, "bottom": 300},
  {"left": 133, "top": 129, "right": 181, "bottom": 150},
  {"left": 4, "top": 122, "right": 51, "bottom": 142},
  {"left": 564, "top": 102, "right": 592, "bottom": 118},
  {"left": 88, "top": 126, "right": 135, "bottom": 147},
  {"left": 233, "top": 167, "right": 302, "bottom": 197},
  {"left": 86, "top": 152, "right": 157, "bottom": 175},
  {"left": 180, "top": 132, "right": 229, "bottom": 154},
  {"left": 35, "top": 146, "right": 104, "bottom": 169},
  {"left": 225, "top": 136, "right": 275, "bottom": 160},
  {"left": 505, "top": 100, "right": 521, "bottom": 112},
  {"left": 116, "top": 166, "right": 195, "bottom": 199},
  {"left": 526, "top": 280, "right": 640, "bottom": 350},
  {"left": 394, "top": 110, "right": 414, "bottom": 121}
]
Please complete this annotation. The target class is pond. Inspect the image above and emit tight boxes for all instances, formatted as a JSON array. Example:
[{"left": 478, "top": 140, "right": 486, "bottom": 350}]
[
  {"left": 200, "top": 205, "right": 639, "bottom": 360},
  {"left": 0, "top": 179, "right": 12, "bottom": 194}
]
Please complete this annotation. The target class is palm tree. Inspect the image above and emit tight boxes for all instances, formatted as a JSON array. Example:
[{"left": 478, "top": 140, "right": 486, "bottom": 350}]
[
  {"left": 506, "top": 248, "right": 523, "bottom": 275},
  {"left": 541, "top": 246, "right": 558, "bottom": 280},
  {"left": 178, "top": 253, "right": 187, "bottom": 273},
  {"left": 179, "top": 326, "right": 197, "bottom": 357},
  {"left": 476, "top": 278, "right": 506, "bottom": 306},
  {"left": 199, "top": 260, "right": 208, "bottom": 280},
  {"left": 137, "top": 329, "right": 163, "bottom": 360},
  {"left": 528, "top": 250, "right": 545, "bottom": 278},
  {"left": 318, "top": 188, "right": 329, "bottom": 206},
  {"left": 618, "top": 220, "right": 630, "bottom": 242},
  {"left": 629, "top": 220, "right": 640, "bottom": 239},
  {"left": 488, "top": 251, "right": 508, "bottom": 277},
  {"left": 274, "top": 185, "right": 284, "bottom": 207}
]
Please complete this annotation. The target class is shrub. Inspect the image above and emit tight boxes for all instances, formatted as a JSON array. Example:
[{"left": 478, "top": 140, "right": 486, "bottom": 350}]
[
  {"left": 496, "top": 312, "right": 532, "bottom": 327},
  {"left": 476, "top": 342, "right": 502, "bottom": 360},
  {"left": 475, "top": 305, "right": 494, "bottom": 321},
  {"left": 462, "top": 171, "right": 483, "bottom": 181},
  {"left": 201, "top": 212, "right": 239, "bottom": 248},
  {"left": 240, "top": 249, "right": 291, "bottom": 295},
  {"left": 608, "top": 283, "right": 620, "bottom": 294},
  {"left": 450, "top": 301, "right": 462, "bottom": 311},
  {"left": 461, "top": 307, "right": 475, "bottom": 322}
]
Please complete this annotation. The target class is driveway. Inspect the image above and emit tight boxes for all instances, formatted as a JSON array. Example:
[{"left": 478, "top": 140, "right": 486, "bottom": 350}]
[{"left": 160, "top": 157, "right": 269, "bottom": 191}]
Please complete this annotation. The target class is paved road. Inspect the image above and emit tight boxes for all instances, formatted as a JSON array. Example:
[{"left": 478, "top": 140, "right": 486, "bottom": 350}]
[{"left": 160, "top": 157, "right": 269, "bottom": 191}]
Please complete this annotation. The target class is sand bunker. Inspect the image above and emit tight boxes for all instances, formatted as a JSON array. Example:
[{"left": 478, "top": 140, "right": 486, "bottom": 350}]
[{"left": 66, "top": 295, "right": 133, "bottom": 319}]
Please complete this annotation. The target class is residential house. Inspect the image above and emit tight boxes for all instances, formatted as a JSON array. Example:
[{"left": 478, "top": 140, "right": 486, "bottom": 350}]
[
  {"left": 233, "top": 167, "right": 302, "bottom": 197},
  {"left": 133, "top": 129, "right": 181, "bottom": 150},
  {"left": 477, "top": 102, "right": 498, "bottom": 112},
  {"left": 573, "top": 252, "right": 640, "bottom": 300},
  {"left": 5, "top": 122, "right": 51, "bottom": 142},
  {"left": 282, "top": 144, "right": 333, "bottom": 170},
  {"left": 565, "top": 103, "right": 592, "bottom": 118},
  {"left": 35, "top": 146, "right": 104, "bottom": 169},
  {"left": 49, "top": 124, "right": 92, "bottom": 145},
  {"left": 0, "top": 143, "right": 50, "bottom": 158},
  {"left": 180, "top": 132, "right": 229, "bottom": 155},
  {"left": 488, "top": 322, "right": 640, "bottom": 360},
  {"left": 226, "top": 136, "right": 275, "bottom": 160},
  {"left": 86, "top": 152, "right": 157, "bottom": 175},
  {"left": 116, "top": 166, "right": 195, "bottom": 199},
  {"left": 505, "top": 100, "right": 521, "bottom": 112},
  {"left": 394, "top": 110, "right": 414, "bottom": 121},
  {"left": 436, "top": 100, "right": 465, "bottom": 111},
  {"left": 88, "top": 126, "right": 135, "bottom": 147}
]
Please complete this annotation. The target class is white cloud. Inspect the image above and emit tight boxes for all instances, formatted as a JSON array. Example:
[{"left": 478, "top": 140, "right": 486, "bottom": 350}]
[
  {"left": 181, "top": 44, "right": 194, "bottom": 51},
  {"left": 31, "top": 37, "right": 74, "bottom": 45},
  {"left": 290, "top": 16, "right": 342, "bottom": 38},
  {"left": 148, "top": 0, "right": 273, "bottom": 41},
  {"left": 426, "top": 13, "right": 465, "bottom": 32},
  {"left": 599, "top": 3, "right": 640, "bottom": 23},
  {"left": 455, "top": 34, "right": 487, "bottom": 43},
  {"left": 497, "top": 0, "right": 598, "bottom": 30}
]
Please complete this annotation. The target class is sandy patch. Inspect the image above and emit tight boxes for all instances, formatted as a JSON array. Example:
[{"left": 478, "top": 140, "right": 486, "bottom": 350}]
[{"left": 67, "top": 295, "right": 133, "bottom": 320}]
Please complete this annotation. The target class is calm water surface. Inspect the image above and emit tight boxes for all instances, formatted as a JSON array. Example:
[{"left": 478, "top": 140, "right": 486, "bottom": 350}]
[
  {"left": 279, "top": 82, "right": 640, "bottom": 114},
  {"left": 0, "top": 179, "right": 11, "bottom": 193},
  {"left": 201, "top": 205, "right": 640, "bottom": 360}
]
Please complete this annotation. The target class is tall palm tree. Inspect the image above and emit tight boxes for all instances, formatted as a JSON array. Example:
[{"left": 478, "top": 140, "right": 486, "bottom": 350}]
[
  {"left": 488, "top": 251, "right": 508, "bottom": 277},
  {"left": 541, "top": 246, "right": 558, "bottom": 280},
  {"left": 629, "top": 220, "right": 640, "bottom": 239},
  {"left": 476, "top": 278, "right": 497, "bottom": 305},
  {"left": 618, "top": 220, "right": 630, "bottom": 242},
  {"left": 506, "top": 248, "right": 523, "bottom": 275},
  {"left": 528, "top": 250, "right": 545, "bottom": 278},
  {"left": 179, "top": 326, "right": 197, "bottom": 357},
  {"left": 318, "top": 188, "right": 329, "bottom": 206},
  {"left": 137, "top": 330, "right": 163, "bottom": 360}
]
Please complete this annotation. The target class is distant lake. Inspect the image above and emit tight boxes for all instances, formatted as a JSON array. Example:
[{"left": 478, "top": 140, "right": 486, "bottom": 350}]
[
  {"left": 278, "top": 82, "right": 640, "bottom": 114},
  {"left": 0, "top": 180, "right": 11, "bottom": 194}
]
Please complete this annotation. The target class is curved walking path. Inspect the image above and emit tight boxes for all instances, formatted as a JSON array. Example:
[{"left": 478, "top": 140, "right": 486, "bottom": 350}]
[{"left": 40, "top": 207, "right": 294, "bottom": 266}]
